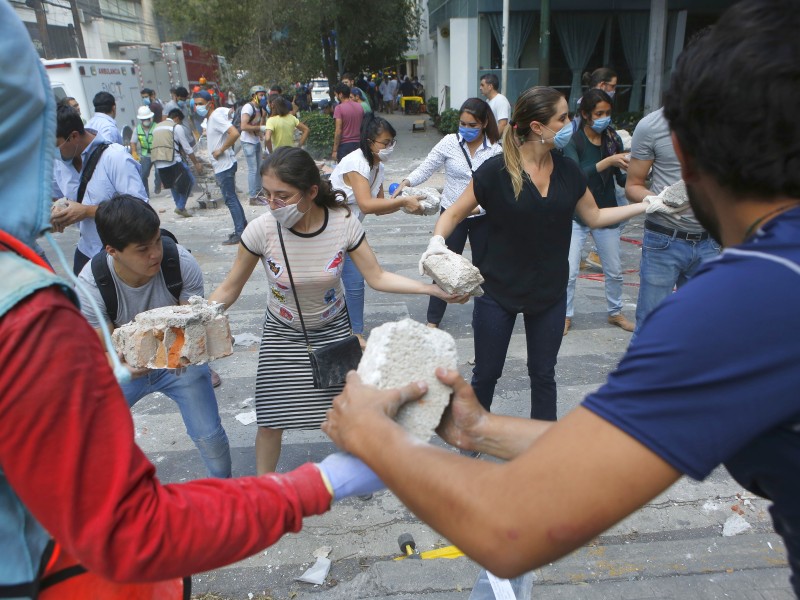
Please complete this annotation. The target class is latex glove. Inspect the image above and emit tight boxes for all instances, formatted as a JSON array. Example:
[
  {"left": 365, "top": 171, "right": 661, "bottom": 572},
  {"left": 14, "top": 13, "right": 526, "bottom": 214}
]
[
  {"left": 645, "top": 195, "right": 689, "bottom": 215},
  {"left": 418, "top": 235, "right": 449, "bottom": 275},
  {"left": 316, "top": 452, "right": 386, "bottom": 502},
  {"left": 260, "top": 124, "right": 267, "bottom": 132}
]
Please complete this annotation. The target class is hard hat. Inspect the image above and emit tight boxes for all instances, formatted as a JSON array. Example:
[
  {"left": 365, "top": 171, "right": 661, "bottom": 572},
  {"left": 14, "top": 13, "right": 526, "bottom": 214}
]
[
  {"left": 137, "top": 105, "right": 155, "bottom": 120},
  {"left": 199, "top": 76, "right": 207, "bottom": 85},
  {"left": 250, "top": 85, "right": 267, "bottom": 96}
]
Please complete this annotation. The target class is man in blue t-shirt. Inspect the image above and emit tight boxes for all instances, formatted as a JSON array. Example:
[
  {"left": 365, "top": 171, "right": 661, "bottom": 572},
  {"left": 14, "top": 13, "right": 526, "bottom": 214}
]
[{"left": 319, "top": 2, "right": 800, "bottom": 595}]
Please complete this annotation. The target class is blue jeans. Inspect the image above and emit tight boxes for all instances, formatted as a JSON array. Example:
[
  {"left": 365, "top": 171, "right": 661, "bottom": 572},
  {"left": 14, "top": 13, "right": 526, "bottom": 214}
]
[
  {"left": 214, "top": 163, "right": 247, "bottom": 236},
  {"left": 121, "top": 364, "right": 232, "bottom": 478},
  {"left": 566, "top": 222, "right": 623, "bottom": 318},
  {"left": 139, "top": 155, "right": 161, "bottom": 197},
  {"left": 342, "top": 253, "right": 364, "bottom": 334},
  {"left": 632, "top": 229, "right": 721, "bottom": 341},
  {"left": 471, "top": 293, "right": 566, "bottom": 421},
  {"left": 427, "top": 213, "right": 488, "bottom": 325},
  {"left": 337, "top": 141, "right": 360, "bottom": 163},
  {"left": 169, "top": 162, "right": 194, "bottom": 210},
  {"left": 241, "top": 141, "right": 262, "bottom": 198}
]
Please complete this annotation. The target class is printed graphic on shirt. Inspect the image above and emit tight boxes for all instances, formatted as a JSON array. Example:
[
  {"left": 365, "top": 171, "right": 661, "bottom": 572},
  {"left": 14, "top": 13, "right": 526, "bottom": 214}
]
[
  {"left": 266, "top": 257, "right": 284, "bottom": 278},
  {"left": 322, "top": 298, "right": 344, "bottom": 320},
  {"left": 324, "top": 288, "right": 336, "bottom": 304},
  {"left": 325, "top": 250, "right": 344, "bottom": 275},
  {"left": 274, "top": 280, "right": 290, "bottom": 291},
  {"left": 278, "top": 305, "right": 294, "bottom": 322},
  {"left": 271, "top": 286, "right": 287, "bottom": 303}
]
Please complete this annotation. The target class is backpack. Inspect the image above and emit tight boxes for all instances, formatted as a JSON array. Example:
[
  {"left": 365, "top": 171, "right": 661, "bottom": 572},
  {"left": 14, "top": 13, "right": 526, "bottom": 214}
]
[
  {"left": 91, "top": 229, "right": 182, "bottom": 326},
  {"left": 231, "top": 101, "right": 260, "bottom": 133}
]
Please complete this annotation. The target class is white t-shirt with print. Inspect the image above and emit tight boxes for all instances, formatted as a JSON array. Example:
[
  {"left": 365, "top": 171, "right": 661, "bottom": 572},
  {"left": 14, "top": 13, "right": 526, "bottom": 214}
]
[
  {"left": 240, "top": 207, "right": 365, "bottom": 330},
  {"left": 240, "top": 102, "right": 263, "bottom": 145},
  {"left": 329, "top": 150, "right": 383, "bottom": 221}
]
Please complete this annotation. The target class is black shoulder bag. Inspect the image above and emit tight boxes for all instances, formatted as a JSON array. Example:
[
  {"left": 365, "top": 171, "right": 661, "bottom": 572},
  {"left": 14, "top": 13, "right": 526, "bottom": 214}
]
[{"left": 276, "top": 224, "right": 362, "bottom": 388}]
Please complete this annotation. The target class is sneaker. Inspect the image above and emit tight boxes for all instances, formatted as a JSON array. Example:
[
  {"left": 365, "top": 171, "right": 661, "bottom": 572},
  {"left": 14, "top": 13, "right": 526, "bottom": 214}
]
[
  {"left": 174, "top": 208, "right": 192, "bottom": 218},
  {"left": 210, "top": 368, "right": 222, "bottom": 388},
  {"left": 608, "top": 313, "right": 634, "bottom": 332},
  {"left": 586, "top": 251, "right": 602, "bottom": 269},
  {"left": 563, "top": 317, "right": 571, "bottom": 336},
  {"left": 222, "top": 233, "right": 241, "bottom": 246},
  {"left": 249, "top": 196, "right": 268, "bottom": 206},
  {"left": 154, "top": 185, "right": 162, "bottom": 195}
]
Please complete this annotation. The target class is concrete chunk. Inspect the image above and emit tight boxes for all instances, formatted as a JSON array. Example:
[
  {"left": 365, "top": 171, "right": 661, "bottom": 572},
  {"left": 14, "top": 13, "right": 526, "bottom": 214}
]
[
  {"left": 357, "top": 319, "right": 458, "bottom": 441},
  {"left": 422, "top": 253, "right": 484, "bottom": 296},
  {"left": 401, "top": 186, "right": 441, "bottom": 216},
  {"left": 112, "top": 296, "right": 232, "bottom": 369}
]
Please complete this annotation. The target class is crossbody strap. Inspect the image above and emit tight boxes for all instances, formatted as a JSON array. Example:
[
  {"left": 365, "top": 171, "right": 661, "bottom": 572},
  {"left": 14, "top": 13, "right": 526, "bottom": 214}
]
[
  {"left": 458, "top": 140, "right": 474, "bottom": 173},
  {"left": 276, "top": 224, "right": 313, "bottom": 350}
]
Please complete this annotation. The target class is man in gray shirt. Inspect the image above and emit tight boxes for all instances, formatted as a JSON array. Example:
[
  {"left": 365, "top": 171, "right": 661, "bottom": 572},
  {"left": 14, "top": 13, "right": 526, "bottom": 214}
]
[
  {"left": 625, "top": 108, "right": 720, "bottom": 340},
  {"left": 76, "top": 195, "right": 231, "bottom": 478}
]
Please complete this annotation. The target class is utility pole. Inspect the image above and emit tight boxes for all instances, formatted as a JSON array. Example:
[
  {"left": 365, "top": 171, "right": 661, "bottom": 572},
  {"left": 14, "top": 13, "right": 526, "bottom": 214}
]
[
  {"left": 501, "top": 0, "right": 509, "bottom": 97},
  {"left": 538, "top": 0, "right": 550, "bottom": 86},
  {"left": 26, "top": 0, "right": 52, "bottom": 58},
  {"left": 67, "top": 0, "right": 87, "bottom": 57}
]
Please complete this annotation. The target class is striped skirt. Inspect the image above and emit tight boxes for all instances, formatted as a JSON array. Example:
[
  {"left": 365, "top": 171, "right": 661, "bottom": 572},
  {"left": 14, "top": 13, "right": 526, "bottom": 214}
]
[{"left": 255, "top": 309, "right": 351, "bottom": 429}]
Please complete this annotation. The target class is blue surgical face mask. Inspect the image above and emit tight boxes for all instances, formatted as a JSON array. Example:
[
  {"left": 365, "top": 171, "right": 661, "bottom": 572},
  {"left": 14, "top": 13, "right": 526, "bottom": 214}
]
[
  {"left": 590, "top": 116, "right": 612, "bottom": 133},
  {"left": 542, "top": 123, "right": 573, "bottom": 149},
  {"left": 259, "top": 96, "right": 267, "bottom": 109},
  {"left": 57, "top": 134, "right": 78, "bottom": 163},
  {"left": 607, "top": 90, "right": 616, "bottom": 99},
  {"left": 459, "top": 126, "right": 481, "bottom": 142},
  {"left": 195, "top": 104, "right": 208, "bottom": 117},
  {"left": 177, "top": 100, "right": 187, "bottom": 108},
  {"left": 142, "top": 97, "right": 151, "bottom": 106}
]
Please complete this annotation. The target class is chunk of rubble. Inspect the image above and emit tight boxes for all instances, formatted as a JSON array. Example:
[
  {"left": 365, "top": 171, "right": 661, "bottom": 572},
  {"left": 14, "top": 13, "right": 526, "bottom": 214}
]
[
  {"left": 112, "top": 296, "right": 232, "bottom": 369},
  {"left": 422, "top": 253, "right": 484, "bottom": 296},
  {"left": 660, "top": 180, "right": 689, "bottom": 208},
  {"left": 357, "top": 319, "right": 458, "bottom": 441},
  {"left": 51, "top": 198, "right": 70, "bottom": 211},
  {"left": 401, "top": 186, "right": 441, "bottom": 216}
]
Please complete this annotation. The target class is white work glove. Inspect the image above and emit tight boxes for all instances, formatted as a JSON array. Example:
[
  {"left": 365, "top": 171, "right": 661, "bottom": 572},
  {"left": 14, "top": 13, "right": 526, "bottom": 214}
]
[
  {"left": 645, "top": 195, "right": 688, "bottom": 215},
  {"left": 316, "top": 452, "right": 385, "bottom": 502},
  {"left": 418, "top": 235, "right": 449, "bottom": 275}
]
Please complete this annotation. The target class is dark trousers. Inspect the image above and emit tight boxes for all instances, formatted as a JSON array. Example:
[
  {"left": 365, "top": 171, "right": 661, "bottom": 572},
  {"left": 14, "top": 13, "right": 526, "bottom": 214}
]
[
  {"left": 337, "top": 141, "right": 360, "bottom": 163},
  {"left": 471, "top": 293, "right": 566, "bottom": 421},
  {"left": 73, "top": 247, "right": 90, "bottom": 276},
  {"left": 427, "top": 213, "right": 488, "bottom": 325}
]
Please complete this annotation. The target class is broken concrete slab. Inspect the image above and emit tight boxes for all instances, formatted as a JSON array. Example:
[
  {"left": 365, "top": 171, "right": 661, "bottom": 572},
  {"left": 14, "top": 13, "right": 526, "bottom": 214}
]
[
  {"left": 112, "top": 296, "right": 232, "bottom": 369},
  {"left": 358, "top": 319, "right": 458, "bottom": 441},
  {"left": 422, "top": 253, "right": 484, "bottom": 296},
  {"left": 400, "top": 186, "right": 441, "bottom": 216}
]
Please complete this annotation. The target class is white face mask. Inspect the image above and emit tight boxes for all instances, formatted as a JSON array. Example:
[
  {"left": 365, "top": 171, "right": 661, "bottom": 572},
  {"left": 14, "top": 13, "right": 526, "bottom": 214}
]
[
  {"left": 378, "top": 146, "right": 394, "bottom": 162},
  {"left": 270, "top": 193, "right": 308, "bottom": 228}
]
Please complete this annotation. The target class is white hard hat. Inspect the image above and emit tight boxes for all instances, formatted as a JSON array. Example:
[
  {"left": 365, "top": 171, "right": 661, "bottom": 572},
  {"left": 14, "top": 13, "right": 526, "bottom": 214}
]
[{"left": 137, "top": 105, "right": 155, "bottom": 120}]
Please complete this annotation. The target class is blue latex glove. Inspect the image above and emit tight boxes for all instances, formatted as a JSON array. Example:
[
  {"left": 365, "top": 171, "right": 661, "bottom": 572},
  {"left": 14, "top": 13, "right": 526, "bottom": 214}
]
[{"left": 317, "top": 453, "right": 386, "bottom": 501}]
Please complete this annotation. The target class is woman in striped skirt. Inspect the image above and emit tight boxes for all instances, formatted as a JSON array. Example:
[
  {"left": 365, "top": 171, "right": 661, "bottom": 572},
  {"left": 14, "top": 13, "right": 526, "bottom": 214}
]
[{"left": 210, "top": 147, "right": 465, "bottom": 474}]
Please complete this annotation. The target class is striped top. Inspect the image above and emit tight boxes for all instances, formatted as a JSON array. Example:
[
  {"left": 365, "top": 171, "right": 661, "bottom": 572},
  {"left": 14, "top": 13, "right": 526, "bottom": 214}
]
[{"left": 241, "top": 207, "right": 365, "bottom": 330}]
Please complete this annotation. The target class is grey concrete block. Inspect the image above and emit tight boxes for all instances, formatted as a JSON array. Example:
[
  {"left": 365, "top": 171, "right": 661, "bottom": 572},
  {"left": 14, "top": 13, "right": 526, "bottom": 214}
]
[
  {"left": 422, "top": 253, "right": 484, "bottom": 296},
  {"left": 358, "top": 319, "right": 458, "bottom": 441},
  {"left": 401, "top": 186, "right": 441, "bottom": 216}
]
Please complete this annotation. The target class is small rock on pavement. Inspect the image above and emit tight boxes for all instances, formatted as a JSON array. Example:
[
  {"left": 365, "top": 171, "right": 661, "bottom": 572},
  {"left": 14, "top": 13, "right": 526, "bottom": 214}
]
[{"left": 722, "top": 513, "right": 752, "bottom": 537}]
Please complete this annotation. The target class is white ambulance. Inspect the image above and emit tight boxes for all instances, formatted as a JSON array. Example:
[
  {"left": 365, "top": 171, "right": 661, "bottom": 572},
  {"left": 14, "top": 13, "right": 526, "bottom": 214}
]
[{"left": 43, "top": 58, "right": 141, "bottom": 147}]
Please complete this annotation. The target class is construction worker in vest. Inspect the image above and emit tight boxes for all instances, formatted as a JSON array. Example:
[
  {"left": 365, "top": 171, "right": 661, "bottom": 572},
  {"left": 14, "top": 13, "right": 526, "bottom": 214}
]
[
  {"left": 133, "top": 105, "right": 161, "bottom": 198},
  {"left": 0, "top": 6, "right": 384, "bottom": 597}
]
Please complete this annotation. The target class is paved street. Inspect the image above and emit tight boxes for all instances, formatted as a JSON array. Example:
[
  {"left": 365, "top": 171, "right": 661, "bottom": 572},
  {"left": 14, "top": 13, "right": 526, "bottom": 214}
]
[{"left": 43, "top": 112, "right": 792, "bottom": 599}]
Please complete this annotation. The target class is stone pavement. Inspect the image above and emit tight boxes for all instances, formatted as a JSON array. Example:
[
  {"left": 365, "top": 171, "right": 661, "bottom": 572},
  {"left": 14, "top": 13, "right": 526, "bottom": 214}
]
[{"left": 42, "top": 112, "right": 792, "bottom": 599}]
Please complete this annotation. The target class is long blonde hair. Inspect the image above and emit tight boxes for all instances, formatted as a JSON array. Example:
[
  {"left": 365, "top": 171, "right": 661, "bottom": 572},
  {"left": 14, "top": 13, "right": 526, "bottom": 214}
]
[{"left": 502, "top": 86, "right": 565, "bottom": 198}]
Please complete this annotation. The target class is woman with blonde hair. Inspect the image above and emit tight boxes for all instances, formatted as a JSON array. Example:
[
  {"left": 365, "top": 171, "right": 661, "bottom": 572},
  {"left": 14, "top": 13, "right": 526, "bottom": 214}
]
[{"left": 420, "top": 87, "right": 648, "bottom": 421}]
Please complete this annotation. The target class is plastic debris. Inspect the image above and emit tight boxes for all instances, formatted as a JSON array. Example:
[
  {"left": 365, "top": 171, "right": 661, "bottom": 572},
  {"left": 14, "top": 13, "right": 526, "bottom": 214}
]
[{"left": 296, "top": 556, "right": 331, "bottom": 585}]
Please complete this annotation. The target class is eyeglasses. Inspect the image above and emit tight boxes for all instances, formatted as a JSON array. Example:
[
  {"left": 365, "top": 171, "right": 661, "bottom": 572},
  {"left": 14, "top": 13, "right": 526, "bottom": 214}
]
[
  {"left": 371, "top": 138, "right": 396, "bottom": 149},
  {"left": 259, "top": 189, "right": 301, "bottom": 208}
]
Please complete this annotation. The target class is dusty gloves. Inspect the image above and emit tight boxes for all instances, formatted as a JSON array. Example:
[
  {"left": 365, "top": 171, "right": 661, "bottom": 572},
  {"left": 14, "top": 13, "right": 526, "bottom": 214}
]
[
  {"left": 419, "top": 235, "right": 449, "bottom": 275},
  {"left": 646, "top": 180, "right": 691, "bottom": 215},
  {"left": 317, "top": 452, "right": 386, "bottom": 502}
]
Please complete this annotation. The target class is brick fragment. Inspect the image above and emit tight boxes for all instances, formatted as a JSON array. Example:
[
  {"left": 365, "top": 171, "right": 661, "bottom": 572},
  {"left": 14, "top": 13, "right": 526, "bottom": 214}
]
[
  {"left": 358, "top": 319, "right": 458, "bottom": 441},
  {"left": 422, "top": 253, "right": 484, "bottom": 296},
  {"left": 112, "top": 296, "right": 232, "bottom": 369}
]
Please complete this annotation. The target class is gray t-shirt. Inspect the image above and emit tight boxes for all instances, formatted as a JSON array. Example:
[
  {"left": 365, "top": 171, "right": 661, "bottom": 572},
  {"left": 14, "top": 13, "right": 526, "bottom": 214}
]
[
  {"left": 631, "top": 108, "right": 704, "bottom": 233},
  {"left": 77, "top": 244, "right": 204, "bottom": 328}
]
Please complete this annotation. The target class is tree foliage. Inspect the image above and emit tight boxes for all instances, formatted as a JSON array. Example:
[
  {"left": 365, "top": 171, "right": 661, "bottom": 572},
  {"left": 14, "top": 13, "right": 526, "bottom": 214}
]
[{"left": 153, "top": 0, "right": 421, "bottom": 94}]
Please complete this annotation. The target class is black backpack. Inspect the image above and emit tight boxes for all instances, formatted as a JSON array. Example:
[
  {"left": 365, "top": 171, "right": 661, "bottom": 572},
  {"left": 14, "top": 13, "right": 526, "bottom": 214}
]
[
  {"left": 231, "top": 101, "right": 259, "bottom": 134},
  {"left": 91, "top": 229, "right": 182, "bottom": 326}
]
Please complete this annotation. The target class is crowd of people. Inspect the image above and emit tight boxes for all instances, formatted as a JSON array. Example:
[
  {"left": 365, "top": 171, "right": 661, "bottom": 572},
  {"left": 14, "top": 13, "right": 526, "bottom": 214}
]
[{"left": 1, "top": 0, "right": 799, "bottom": 597}]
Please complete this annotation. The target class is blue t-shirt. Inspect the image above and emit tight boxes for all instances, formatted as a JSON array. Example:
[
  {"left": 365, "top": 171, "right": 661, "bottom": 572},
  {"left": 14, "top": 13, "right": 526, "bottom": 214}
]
[{"left": 583, "top": 206, "right": 800, "bottom": 595}]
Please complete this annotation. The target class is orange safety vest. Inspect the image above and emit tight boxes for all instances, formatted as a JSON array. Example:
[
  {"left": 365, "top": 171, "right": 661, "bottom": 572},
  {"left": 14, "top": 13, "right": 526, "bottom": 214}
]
[{"left": 39, "top": 541, "right": 190, "bottom": 600}]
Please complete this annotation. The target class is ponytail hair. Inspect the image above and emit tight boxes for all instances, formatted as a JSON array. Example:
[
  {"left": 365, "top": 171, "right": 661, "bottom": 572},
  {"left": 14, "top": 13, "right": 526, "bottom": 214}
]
[
  {"left": 260, "top": 147, "right": 350, "bottom": 215},
  {"left": 583, "top": 67, "right": 617, "bottom": 91},
  {"left": 502, "top": 86, "right": 564, "bottom": 199}
]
